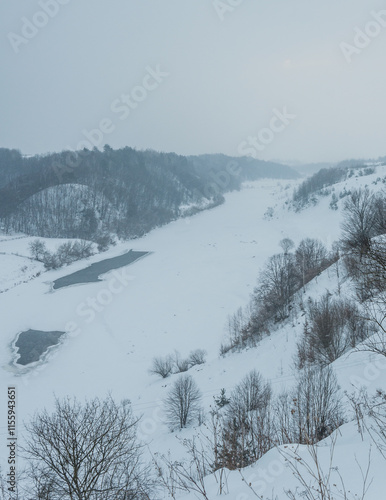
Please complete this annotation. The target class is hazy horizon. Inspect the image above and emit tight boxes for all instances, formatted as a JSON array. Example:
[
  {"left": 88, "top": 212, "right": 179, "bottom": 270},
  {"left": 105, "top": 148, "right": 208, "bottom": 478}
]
[{"left": 1, "top": 0, "right": 386, "bottom": 163}]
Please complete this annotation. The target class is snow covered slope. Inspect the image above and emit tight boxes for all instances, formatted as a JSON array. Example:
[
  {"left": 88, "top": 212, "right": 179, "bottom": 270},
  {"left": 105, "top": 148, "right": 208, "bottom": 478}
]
[{"left": 0, "top": 165, "right": 385, "bottom": 497}]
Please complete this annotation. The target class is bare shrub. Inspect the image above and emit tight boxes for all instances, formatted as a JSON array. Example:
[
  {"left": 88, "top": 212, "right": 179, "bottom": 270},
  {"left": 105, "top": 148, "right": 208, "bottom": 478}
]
[
  {"left": 295, "top": 238, "right": 330, "bottom": 288},
  {"left": 226, "top": 307, "right": 250, "bottom": 350},
  {"left": 274, "top": 367, "right": 344, "bottom": 446},
  {"left": 257, "top": 253, "right": 299, "bottom": 321},
  {"left": 188, "top": 349, "right": 207, "bottom": 367},
  {"left": 219, "top": 342, "right": 233, "bottom": 356},
  {"left": 173, "top": 351, "right": 190, "bottom": 373},
  {"left": 96, "top": 233, "right": 115, "bottom": 252},
  {"left": 42, "top": 250, "right": 61, "bottom": 270},
  {"left": 70, "top": 239, "right": 94, "bottom": 259},
  {"left": 29, "top": 238, "right": 47, "bottom": 262},
  {"left": 149, "top": 355, "right": 174, "bottom": 378},
  {"left": 219, "top": 370, "right": 273, "bottom": 469},
  {"left": 297, "top": 294, "right": 368, "bottom": 367},
  {"left": 30, "top": 239, "right": 94, "bottom": 270},
  {"left": 56, "top": 241, "right": 74, "bottom": 265}
]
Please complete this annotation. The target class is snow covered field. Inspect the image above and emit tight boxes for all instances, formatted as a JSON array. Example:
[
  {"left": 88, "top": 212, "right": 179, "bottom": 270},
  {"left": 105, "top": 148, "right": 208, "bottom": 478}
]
[{"left": 0, "top": 166, "right": 385, "bottom": 498}]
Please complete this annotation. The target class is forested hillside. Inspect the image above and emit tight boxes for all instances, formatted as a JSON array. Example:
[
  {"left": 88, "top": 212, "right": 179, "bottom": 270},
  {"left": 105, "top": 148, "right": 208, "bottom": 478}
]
[
  {"left": 292, "top": 159, "right": 382, "bottom": 210},
  {"left": 0, "top": 147, "right": 298, "bottom": 241}
]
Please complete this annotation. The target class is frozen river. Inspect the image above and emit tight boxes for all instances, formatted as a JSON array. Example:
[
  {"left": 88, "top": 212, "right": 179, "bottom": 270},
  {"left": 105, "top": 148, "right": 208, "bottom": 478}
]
[{"left": 53, "top": 250, "right": 149, "bottom": 289}]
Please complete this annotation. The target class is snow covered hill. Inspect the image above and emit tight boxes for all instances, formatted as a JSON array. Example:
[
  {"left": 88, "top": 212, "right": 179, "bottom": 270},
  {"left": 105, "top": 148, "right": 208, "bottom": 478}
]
[{"left": 0, "top": 164, "right": 385, "bottom": 498}]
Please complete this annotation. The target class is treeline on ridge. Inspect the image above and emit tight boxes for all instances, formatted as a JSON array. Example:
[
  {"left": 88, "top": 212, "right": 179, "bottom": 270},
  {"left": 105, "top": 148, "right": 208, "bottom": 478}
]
[
  {"left": 292, "top": 159, "right": 381, "bottom": 210},
  {"left": 0, "top": 147, "right": 298, "bottom": 242}
]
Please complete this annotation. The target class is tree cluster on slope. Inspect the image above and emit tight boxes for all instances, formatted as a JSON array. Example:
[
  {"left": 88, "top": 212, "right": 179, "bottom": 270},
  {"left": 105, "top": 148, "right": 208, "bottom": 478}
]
[
  {"left": 340, "top": 187, "right": 386, "bottom": 355},
  {"left": 29, "top": 238, "right": 95, "bottom": 270},
  {"left": 222, "top": 238, "right": 336, "bottom": 353},
  {"left": 292, "top": 161, "right": 378, "bottom": 210}
]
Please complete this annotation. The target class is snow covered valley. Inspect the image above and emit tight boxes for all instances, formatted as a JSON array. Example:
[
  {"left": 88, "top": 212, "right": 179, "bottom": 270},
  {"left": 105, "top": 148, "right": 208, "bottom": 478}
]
[{"left": 0, "top": 167, "right": 386, "bottom": 499}]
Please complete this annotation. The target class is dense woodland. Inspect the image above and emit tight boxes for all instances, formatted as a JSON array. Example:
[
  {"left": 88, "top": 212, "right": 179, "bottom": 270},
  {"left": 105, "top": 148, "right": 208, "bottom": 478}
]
[{"left": 0, "top": 147, "right": 298, "bottom": 242}]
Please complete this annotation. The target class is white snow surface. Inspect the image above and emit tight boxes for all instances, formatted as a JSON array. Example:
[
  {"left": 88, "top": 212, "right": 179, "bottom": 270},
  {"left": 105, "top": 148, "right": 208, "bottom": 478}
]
[{"left": 0, "top": 166, "right": 385, "bottom": 498}]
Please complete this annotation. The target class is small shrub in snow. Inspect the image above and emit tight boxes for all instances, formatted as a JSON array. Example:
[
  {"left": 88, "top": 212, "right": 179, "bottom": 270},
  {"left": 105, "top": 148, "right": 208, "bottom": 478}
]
[
  {"left": 29, "top": 239, "right": 47, "bottom": 262},
  {"left": 149, "top": 355, "right": 173, "bottom": 378},
  {"left": 96, "top": 233, "right": 115, "bottom": 252},
  {"left": 188, "top": 349, "right": 207, "bottom": 366},
  {"left": 173, "top": 351, "right": 190, "bottom": 373},
  {"left": 213, "top": 388, "right": 230, "bottom": 408},
  {"left": 42, "top": 251, "right": 61, "bottom": 270}
]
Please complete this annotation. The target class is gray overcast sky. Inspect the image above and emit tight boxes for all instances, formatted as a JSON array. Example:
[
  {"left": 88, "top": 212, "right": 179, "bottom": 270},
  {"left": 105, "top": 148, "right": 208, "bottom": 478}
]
[{"left": 1, "top": 0, "right": 386, "bottom": 163}]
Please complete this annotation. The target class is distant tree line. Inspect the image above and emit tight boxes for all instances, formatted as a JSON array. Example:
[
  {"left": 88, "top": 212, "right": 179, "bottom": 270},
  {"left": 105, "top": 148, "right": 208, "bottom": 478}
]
[
  {"left": 292, "top": 160, "right": 382, "bottom": 210},
  {"left": 0, "top": 147, "right": 298, "bottom": 242}
]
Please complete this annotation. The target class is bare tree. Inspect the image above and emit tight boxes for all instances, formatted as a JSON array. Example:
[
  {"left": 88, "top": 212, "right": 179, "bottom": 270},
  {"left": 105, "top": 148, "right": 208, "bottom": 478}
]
[
  {"left": 257, "top": 252, "right": 298, "bottom": 321},
  {"left": 295, "top": 238, "right": 329, "bottom": 289},
  {"left": 279, "top": 237, "right": 295, "bottom": 255},
  {"left": 341, "top": 188, "right": 384, "bottom": 259},
  {"left": 225, "top": 306, "right": 250, "bottom": 350},
  {"left": 23, "top": 395, "right": 152, "bottom": 500},
  {"left": 164, "top": 375, "right": 202, "bottom": 429}
]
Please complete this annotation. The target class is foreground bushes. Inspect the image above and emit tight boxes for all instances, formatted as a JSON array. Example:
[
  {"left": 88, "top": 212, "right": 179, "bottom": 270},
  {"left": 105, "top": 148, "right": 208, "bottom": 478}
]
[
  {"left": 209, "top": 367, "right": 344, "bottom": 471},
  {"left": 7, "top": 366, "right": 347, "bottom": 498}
]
